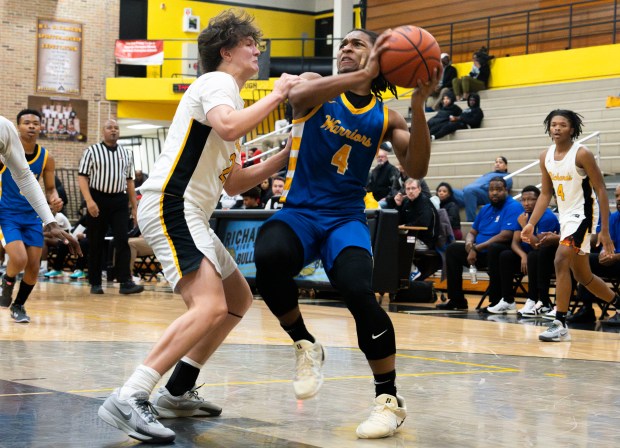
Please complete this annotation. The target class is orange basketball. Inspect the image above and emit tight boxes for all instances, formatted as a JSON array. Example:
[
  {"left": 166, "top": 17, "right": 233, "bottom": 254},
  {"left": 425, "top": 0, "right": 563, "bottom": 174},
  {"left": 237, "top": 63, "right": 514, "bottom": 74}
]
[{"left": 379, "top": 25, "right": 442, "bottom": 88}]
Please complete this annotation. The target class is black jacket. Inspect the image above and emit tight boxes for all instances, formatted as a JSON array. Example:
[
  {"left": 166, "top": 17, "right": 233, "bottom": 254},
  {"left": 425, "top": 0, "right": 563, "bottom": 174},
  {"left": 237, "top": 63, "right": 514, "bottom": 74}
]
[{"left": 367, "top": 161, "right": 399, "bottom": 201}]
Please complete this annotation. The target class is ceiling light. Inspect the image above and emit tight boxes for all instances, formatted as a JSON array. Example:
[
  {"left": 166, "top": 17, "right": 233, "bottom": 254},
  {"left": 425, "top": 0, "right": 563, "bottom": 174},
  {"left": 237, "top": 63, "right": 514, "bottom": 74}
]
[{"left": 126, "top": 124, "right": 162, "bottom": 130}]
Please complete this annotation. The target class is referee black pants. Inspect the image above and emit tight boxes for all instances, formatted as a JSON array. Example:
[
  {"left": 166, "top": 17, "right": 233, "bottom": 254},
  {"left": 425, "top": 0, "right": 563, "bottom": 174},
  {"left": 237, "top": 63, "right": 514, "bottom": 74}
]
[{"left": 87, "top": 189, "right": 131, "bottom": 286}]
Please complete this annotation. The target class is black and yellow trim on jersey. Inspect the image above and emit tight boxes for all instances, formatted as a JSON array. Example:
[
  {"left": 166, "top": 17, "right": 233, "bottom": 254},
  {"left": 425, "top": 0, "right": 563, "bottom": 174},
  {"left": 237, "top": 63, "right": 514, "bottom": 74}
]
[
  {"left": 0, "top": 144, "right": 46, "bottom": 175},
  {"left": 159, "top": 118, "right": 211, "bottom": 278}
]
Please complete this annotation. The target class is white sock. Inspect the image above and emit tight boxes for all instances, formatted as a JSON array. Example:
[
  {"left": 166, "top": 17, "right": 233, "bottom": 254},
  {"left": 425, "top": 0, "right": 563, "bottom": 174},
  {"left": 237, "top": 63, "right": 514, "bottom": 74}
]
[
  {"left": 181, "top": 356, "right": 203, "bottom": 370},
  {"left": 40, "top": 260, "right": 48, "bottom": 270},
  {"left": 119, "top": 364, "right": 161, "bottom": 400}
]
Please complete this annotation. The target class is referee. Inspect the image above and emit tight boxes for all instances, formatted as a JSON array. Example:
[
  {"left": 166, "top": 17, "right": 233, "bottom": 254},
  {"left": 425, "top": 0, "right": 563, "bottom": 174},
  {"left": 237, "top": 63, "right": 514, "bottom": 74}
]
[{"left": 78, "top": 119, "right": 143, "bottom": 295}]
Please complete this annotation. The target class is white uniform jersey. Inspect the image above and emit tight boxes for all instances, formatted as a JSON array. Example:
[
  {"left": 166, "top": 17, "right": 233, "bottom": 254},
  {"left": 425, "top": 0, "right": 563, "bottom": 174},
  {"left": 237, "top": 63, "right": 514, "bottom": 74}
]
[
  {"left": 140, "top": 71, "right": 244, "bottom": 217},
  {"left": 544, "top": 141, "right": 597, "bottom": 222}
]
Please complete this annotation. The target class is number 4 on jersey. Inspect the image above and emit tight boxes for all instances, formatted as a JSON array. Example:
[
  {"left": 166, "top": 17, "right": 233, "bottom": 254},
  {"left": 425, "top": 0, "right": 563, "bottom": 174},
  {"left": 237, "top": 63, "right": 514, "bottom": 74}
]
[{"left": 331, "top": 144, "right": 352, "bottom": 174}]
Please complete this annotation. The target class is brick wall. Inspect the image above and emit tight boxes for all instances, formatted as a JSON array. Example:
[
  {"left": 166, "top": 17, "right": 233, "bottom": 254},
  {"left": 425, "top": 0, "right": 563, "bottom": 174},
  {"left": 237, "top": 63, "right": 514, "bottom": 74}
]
[{"left": 0, "top": 0, "right": 120, "bottom": 171}]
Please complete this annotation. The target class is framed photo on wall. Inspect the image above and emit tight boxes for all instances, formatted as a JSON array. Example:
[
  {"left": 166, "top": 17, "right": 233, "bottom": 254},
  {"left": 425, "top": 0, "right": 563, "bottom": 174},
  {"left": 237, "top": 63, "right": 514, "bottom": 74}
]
[{"left": 28, "top": 95, "right": 88, "bottom": 142}]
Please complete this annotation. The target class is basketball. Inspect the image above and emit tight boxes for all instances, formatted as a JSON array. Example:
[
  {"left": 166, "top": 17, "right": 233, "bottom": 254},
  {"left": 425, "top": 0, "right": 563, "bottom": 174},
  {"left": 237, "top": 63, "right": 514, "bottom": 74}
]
[{"left": 379, "top": 25, "right": 442, "bottom": 88}]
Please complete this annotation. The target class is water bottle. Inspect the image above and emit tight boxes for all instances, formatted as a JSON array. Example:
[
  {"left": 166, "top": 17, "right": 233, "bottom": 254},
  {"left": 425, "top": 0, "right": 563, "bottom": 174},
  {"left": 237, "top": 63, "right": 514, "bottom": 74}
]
[{"left": 469, "top": 265, "right": 478, "bottom": 284}]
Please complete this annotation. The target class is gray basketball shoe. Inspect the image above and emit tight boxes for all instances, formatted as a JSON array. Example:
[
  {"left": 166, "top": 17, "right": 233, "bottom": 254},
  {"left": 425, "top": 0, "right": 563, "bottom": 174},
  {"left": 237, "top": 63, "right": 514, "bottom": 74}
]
[
  {"left": 98, "top": 388, "right": 175, "bottom": 443},
  {"left": 152, "top": 385, "right": 222, "bottom": 418}
]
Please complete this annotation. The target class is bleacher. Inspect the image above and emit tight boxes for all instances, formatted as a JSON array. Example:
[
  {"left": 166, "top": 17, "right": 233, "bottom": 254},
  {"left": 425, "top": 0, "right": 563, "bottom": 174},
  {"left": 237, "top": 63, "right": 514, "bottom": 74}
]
[{"left": 388, "top": 77, "right": 620, "bottom": 231}]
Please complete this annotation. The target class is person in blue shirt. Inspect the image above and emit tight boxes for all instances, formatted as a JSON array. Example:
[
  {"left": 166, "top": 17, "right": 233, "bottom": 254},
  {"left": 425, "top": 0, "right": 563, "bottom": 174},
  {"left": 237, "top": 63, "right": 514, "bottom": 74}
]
[
  {"left": 453, "top": 156, "right": 512, "bottom": 221},
  {"left": 486, "top": 185, "right": 560, "bottom": 314},
  {"left": 438, "top": 177, "right": 523, "bottom": 310},
  {"left": 568, "top": 184, "right": 620, "bottom": 324}
]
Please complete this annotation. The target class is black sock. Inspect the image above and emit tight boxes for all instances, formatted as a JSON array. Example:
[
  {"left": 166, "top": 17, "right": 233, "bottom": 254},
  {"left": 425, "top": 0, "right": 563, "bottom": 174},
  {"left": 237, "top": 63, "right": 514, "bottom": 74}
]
[
  {"left": 373, "top": 370, "right": 397, "bottom": 397},
  {"left": 555, "top": 311, "right": 567, "bottom": 325},
  {"left": 14, "top": 281, "right": 34, "bottom": 306},
  {"left": 3, "top": 274, "right": 16, "bottom": 286},
  {"left": 281, "top": 315, "right": 314, "bottom": 343},
  {"left": 165, "top": 360, "right": 200, "bottom": 396}
]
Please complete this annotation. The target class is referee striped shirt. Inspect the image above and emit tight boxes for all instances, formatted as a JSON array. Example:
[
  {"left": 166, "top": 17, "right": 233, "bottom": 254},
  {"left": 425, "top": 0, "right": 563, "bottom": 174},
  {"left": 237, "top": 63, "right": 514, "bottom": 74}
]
[{"left": 78, "top": 142, "right": 135, "bottom": 193}]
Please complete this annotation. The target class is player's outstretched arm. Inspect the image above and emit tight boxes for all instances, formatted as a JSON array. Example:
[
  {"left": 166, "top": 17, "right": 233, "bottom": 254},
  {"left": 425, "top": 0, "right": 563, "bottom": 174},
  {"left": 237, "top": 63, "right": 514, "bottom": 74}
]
[
  {"left": 388, "top": 69, "right": 439, "bottom": 179},
  {"left": 208, "top": 73, "right": 302, "bottom": 141}
]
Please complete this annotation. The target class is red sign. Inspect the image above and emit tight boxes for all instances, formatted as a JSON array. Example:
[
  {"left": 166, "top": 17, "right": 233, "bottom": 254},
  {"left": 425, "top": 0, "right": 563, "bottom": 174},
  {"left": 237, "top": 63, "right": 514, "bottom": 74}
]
[{"left": 115, "top": 40, "right": 164, "bottom": 66}]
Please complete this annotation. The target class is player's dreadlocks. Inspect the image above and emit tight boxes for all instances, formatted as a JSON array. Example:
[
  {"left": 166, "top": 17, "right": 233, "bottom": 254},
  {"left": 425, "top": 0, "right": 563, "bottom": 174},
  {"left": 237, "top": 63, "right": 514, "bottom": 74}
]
[
  {"left": 544, "top": 109, "right": 584, "bottom": 140},
  {"left": 351, "top": 29, "right": 398, "bottom": 102}
]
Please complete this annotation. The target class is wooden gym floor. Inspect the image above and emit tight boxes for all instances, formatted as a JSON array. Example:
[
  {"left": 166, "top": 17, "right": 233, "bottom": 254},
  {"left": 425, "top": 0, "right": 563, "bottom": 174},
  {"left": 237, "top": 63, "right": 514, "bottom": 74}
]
[{"left": 1, "top": 277, "right": 620, "bottom": 447}]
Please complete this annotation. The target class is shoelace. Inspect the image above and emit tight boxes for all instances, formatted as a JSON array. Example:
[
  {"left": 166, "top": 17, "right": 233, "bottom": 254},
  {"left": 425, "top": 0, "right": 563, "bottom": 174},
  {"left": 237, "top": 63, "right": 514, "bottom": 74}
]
[
  {"left": 185, "top": 384, "right": 205, "bottom": 402},
  {"left": 134, "top": 398, "right": 160, "bottom": 423},
  {"left": 366, "top": 404, "right": 397, "bottom": 427},
  {"left": 296, "top": 350, "right": 319, "bottom": 376}
]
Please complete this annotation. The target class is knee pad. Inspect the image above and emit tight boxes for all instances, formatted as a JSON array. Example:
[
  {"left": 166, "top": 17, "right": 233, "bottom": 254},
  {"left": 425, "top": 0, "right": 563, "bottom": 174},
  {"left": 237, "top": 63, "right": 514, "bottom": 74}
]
[
  {"left": 330, "top": 248, "right": 396, "bottom": 360},
  {"left": 254, "top": 221, "right": 304, "bottom": 317}
]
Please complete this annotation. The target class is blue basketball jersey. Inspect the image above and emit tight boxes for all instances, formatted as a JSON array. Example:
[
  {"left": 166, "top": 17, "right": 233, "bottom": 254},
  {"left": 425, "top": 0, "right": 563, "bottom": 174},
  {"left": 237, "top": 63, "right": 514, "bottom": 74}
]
[
  {"left": 0, "top": 144, "right": 48, "bottom": 220},
  {"left": 281, "top": 93, "right": 388, "bottom": 210}
]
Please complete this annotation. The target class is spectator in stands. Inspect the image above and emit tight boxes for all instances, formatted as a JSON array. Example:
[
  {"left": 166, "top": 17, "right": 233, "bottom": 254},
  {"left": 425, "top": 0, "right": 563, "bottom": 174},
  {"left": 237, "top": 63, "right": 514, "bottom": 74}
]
[
  {"left": 243, "top": 147, "right": 262, "bottom": 167},
  {"left": 436, "top": 182, "right": 462, "bottom": 240},
  {"left": 55, "top": 175, "right": 69, "bottom": 214},
  {"left": 430, "top": 92, "right": 483, "bottom": 141},
  {"left": 452, "top": 47, "right": 493, "bottom": 101},
  {"left": 453, "top": 156, "right": 512, "bottom": 222},
  {"left": 264, "top": 175, "right": 285, "bottom": 210},
  {"left": 218, "top": 192, "right": 243, "bottom": 209},
  {"left": 41, "top": 210, "right": 72, "bottom": 277},
  {"left": 134, "top": 170, "right": 148, "bottom": 189},
  {"left": 259, "top": 177, "right": 273, "bottom": 205},
  {"left": 78, "top": 119, "right": 143, "bottom": 295},
  {"left": 427, "top": 90, "right": 461, "bottom": 139},
  {"left": 426, "top": 53, "right": 458, "bottom": 112},
  {"left": 568, "top": 184, "right": 620, "bottom": 325},
  {"left": 387, "top": 178, "right": 441, "bottom": 280},
  {"left": 128, "top": 227, "right": 155, "bottom": 282},
  {"left": 241, "top": 186, "right": 263, "bottom": 209},
  {"left": 366, "top": 143, "right": 399, "bottom": 207},
  {"left": 486, "top": 185, "right": 560, "bottom": 314},
  {"left": 437, "top": 177, "right": 522, "bottom": 310}
]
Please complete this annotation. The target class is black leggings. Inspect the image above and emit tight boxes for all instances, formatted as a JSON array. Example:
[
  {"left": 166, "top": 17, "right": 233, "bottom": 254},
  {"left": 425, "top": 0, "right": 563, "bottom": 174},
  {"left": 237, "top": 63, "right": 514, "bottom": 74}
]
[{"left": 254, "top": 220, "right": 396, "bottom": 360}]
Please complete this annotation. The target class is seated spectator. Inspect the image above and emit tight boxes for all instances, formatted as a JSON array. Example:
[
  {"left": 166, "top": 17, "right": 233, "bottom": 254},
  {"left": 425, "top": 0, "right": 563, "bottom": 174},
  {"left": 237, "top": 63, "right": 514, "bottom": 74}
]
[
  {"left": 44, "top": 210, "right": 89, "bottom": 279},
  {"left": 128, "top": 227, "right": 156, "bottom": 281},
  {"left": 243, "top": 147, "right": 262, "bottom": 167},
  {"left": 437, "top": 177, "right": 522, "bottom": 310},
  {"left": 384, "top": 164, "right": 431, "bottom": 207},
  {"left": 452, "top": 47, "right": 492, "bottom": 101},
  {"left": 486, "top": 185, "right": 560, "bottom": 314},
  {"left": 41, "top": 210, "right": 72, "bottom": 276},
  {"left": 259, "top": 177, "right": 273, "bottom": 205},
  {"left": 453, "top": 156, "right": 512, "bottom": 222},
  {"left": 264, "top": 176, "right": 285, "bottom": 210},
  {"left": 241, "top": 186, "right": 263, "bottom": 209},
  {"left": 430, "top": 93, "right": 483, "bottom": 141},
  {"left": 218, "top": 192, "right": 243, "bottom": 210},
  {"left": 426, "top": 53, "right": 458, "bottom": 112},
  {"left": 387, "top": 178, "right": 441, "bottom": 280},
  {"left": 568, "top": 185, "right": 620, "bottom": 325},
  {"left": 436, "top": 182, "right": 462, "bottom": 240},
  {"left": 134, "top": 170, "right": 148, "bottom": 189},
  {"left": 427, "top": 91, "right": 461, "bottom": 139},
  {"left": 367, "top": 143, "right": 399, "bottom": 207}
]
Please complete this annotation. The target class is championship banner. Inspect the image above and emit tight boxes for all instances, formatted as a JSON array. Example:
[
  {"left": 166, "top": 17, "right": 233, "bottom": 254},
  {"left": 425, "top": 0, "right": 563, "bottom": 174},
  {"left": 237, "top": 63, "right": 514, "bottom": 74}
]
[{"left": 115, "top": 40, "right": 164, "bottom": 66}]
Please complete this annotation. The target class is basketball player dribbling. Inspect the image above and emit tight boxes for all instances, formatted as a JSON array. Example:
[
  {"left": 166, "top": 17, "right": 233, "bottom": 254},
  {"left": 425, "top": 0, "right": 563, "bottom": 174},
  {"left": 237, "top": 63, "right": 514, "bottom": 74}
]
[
  {"left": 253, "top": 28, "right": 438, "bottom": 439},
  {"left": 522, "top": 109, "right": 620, "bottom": 342}
]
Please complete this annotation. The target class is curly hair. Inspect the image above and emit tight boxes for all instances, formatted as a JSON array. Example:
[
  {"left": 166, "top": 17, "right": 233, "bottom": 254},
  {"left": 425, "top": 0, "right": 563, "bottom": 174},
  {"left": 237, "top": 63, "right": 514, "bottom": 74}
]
[
  {"left": 543, "top": 109, "right": 584, "bottom": 140},
  {"left": 198, "top": 9, "right": 262, "bottom": 73},
  {"left": 346, "top": 29, "right": 398, "bottom": 102}
]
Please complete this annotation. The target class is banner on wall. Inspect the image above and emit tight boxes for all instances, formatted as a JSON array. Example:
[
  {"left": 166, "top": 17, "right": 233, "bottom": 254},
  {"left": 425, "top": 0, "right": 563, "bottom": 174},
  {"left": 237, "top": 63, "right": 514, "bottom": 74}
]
[
  {"left": 36, "top": 19, "right": 83, "bottom": 95},
  {"left": 115, "top": 40, "right": 164, "bottom": 66},
  {"left": 27, "top": 96, "right": 88, "bottom": 142}
]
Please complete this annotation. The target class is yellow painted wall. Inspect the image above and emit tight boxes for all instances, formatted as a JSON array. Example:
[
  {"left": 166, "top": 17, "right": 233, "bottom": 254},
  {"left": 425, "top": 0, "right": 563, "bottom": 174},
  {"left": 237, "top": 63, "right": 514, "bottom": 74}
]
[
  {"left": 451, "top": 44, "right": 620, "bottom": 90},
  {"left": 148, "top": 1, "right": 317, "bottom": 77}
]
